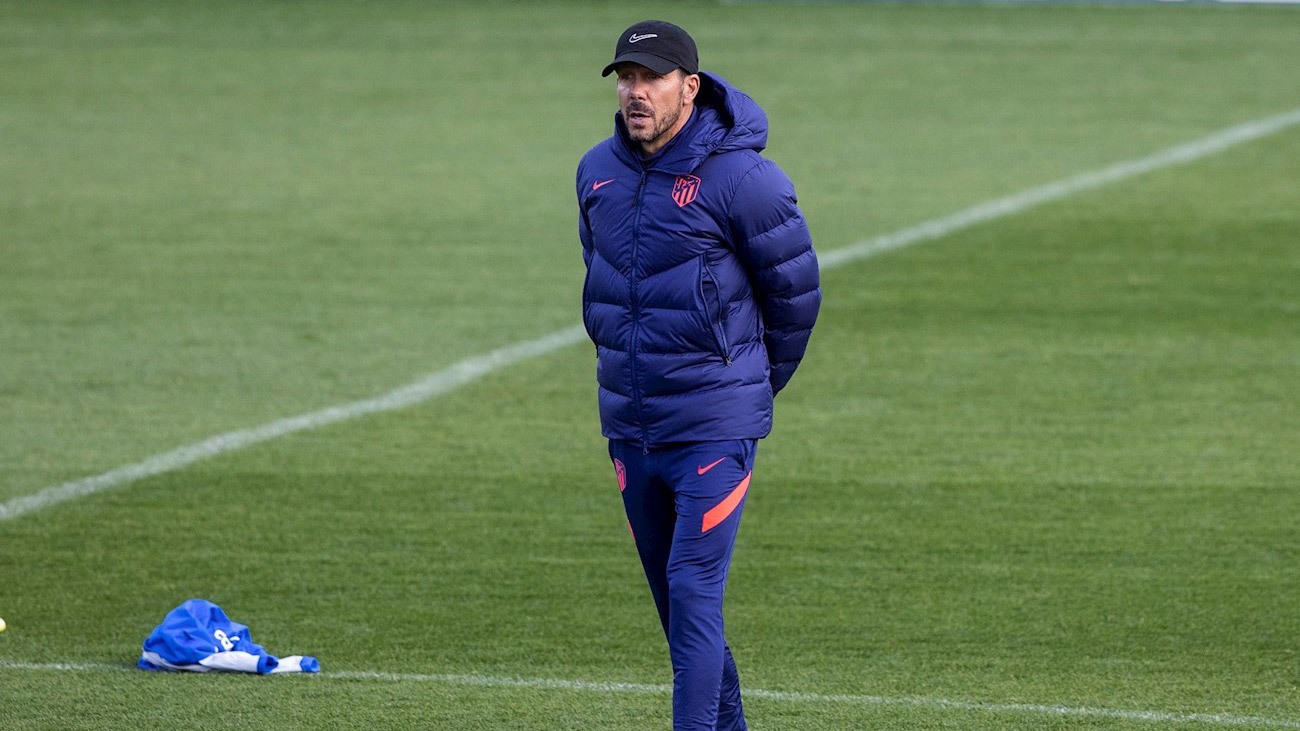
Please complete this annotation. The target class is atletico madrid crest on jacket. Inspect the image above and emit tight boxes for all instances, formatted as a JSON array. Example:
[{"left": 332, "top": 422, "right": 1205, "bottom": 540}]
[{"left": 672, "top": 174, "right": 700, "bottom": 207}]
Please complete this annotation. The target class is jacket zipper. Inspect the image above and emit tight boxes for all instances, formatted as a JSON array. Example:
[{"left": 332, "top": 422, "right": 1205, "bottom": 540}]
[
  {"left": 700, "top": 259, "right": 732, "bottom": 365},
  {"left": 630, "top": 169, "right": 649, "bottom": 453}
]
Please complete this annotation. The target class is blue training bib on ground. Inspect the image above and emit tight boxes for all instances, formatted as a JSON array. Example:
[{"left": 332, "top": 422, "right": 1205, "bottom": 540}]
[{"left": 139, "top": 598, "right": 319, "bottom": 674}]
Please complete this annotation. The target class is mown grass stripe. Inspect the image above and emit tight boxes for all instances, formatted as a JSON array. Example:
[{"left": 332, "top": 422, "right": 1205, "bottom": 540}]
[
  {"left": 2, "top": 106, "right": 1298, "bottom": 523},
  {"left": 2, "top": 660, "right": 1297, "bottom": 728}
]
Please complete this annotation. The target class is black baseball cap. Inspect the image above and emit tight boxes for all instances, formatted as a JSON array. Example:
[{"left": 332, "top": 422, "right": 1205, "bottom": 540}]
[{"left": 601, "top": 20, "right": 698, "bottom": 77}]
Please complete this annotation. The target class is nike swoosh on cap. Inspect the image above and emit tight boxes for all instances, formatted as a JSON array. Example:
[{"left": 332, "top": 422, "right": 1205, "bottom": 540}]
[{"left": 628, "top": 33, "right": 657, "bottom": 43}]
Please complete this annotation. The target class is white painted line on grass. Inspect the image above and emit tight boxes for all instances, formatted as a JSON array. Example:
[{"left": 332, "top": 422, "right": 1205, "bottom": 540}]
[
  {"left": 0, "top": 325, "right": 586, "bottom": 522},
  {"left": 0, "top": 660, "right": 115, "bottom": 673},
  {"left": 3, "top": 106, "right": 1299, "bottom": 523},
  {"left": 817, "top": 106, "right": 1300, "bottom": 268},
  {"left": 3, "top": 660, "right": 1298, "bottom": 728}
]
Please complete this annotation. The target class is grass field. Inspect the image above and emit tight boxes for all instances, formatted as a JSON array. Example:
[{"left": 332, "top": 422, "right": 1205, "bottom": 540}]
[{"left": 2, "top": 1, "right": 1299, "bottom": 728}]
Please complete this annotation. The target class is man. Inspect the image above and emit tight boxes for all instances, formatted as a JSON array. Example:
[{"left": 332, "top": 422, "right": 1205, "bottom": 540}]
[{"left": 576, "top": 20, "right": 820, "bottom": 731}]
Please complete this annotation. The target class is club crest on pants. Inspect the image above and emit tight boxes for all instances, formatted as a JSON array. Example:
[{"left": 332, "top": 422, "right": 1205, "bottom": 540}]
[
  {"left": 613, "top": 457, "right": 626, "bottom": 492},
  {"left": 672, "top": 175, "right": 700, "bottom": 207}
]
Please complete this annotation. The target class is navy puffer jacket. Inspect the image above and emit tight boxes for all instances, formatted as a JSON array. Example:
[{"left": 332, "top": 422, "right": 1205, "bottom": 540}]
[{"left": 577, "top": 72, "right": 820, "bottom": 447}]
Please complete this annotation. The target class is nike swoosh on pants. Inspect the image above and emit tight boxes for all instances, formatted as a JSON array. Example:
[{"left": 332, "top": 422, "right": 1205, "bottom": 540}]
[{"left": 697, "top": 457, "right": 726, "bottom": 476}]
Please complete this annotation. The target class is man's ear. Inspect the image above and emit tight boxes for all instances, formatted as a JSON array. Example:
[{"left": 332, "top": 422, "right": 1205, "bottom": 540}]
[{"left": 682, "top": 72, "right": 700, "bottom": 104}]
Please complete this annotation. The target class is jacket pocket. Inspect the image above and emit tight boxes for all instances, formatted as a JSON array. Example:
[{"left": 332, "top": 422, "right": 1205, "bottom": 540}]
[{"left": 698, "top": 258, "right": 731, "bottom": 364}]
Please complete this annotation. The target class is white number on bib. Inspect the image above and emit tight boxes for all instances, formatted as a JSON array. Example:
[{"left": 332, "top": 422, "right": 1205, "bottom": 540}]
[{"left": 213, "top": 629, "right": 238, "bottom": 651}]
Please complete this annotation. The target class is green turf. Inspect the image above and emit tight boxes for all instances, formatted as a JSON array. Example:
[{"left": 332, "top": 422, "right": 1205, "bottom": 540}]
[{"left": 2, "top": 1, "right": 1299, "bottom": 729}]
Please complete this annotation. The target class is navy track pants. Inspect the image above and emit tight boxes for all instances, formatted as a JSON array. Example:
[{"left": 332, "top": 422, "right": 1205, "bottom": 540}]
[{"left": 609, "top": 439, "right": 757, "bottom": 731}]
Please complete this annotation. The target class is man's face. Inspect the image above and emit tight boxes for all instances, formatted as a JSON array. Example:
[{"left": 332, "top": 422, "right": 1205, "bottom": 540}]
[{"left": 616, "top": 64, "right": 697, "bottom": 150}]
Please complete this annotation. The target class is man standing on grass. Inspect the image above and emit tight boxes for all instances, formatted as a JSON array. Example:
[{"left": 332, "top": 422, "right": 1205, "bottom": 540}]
[{"left": 576, "top": 20, "right": 820, "bottom": 730}]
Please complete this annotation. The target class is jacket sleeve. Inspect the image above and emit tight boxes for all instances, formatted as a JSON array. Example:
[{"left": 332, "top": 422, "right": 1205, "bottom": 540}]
[
  {"left": 577, "top": 168, "right": 593, "bottom": 269},
  {"left": 577, "top": 168, "right": 596, "bottom": 352},
  {"left": 579, "top": 207, "right": 593, "bottom": 268},
  {"left": 727, "top": 159, "right": 821, "bottom": 395}
]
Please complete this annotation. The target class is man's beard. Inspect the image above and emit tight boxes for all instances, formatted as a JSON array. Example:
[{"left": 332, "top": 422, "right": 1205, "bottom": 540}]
[{"left": 625, "top": 99, "right": 683, "bottom": 145}]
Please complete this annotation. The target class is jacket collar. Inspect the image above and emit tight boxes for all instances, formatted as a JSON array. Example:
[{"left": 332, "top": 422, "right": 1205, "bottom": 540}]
[{"left": 610, "top": 71, "right": 768, "bottom": 175}]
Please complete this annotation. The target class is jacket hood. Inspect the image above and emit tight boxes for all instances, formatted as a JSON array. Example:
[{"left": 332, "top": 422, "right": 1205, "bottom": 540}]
[{"left": 612, "top": 71, "right": 768, "bottom": 173}]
